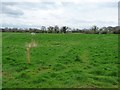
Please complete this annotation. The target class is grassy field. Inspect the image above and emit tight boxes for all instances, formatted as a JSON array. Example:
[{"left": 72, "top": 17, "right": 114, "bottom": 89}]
[
  {"left": 2, "top": 33, "right": 119, "bottom": 88},
  {"left": 0, "top": 32, "right": 2, "bottom": 89}
]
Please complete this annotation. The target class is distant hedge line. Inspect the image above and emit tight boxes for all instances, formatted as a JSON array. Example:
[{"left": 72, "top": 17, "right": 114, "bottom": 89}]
[{"left": 1, "top": 25, "right": 120, "bottom": 34}]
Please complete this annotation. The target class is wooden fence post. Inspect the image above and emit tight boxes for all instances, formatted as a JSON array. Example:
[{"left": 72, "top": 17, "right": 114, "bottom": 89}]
[{"left": 26, "top": 47, "right": 30, "bottom": 64}]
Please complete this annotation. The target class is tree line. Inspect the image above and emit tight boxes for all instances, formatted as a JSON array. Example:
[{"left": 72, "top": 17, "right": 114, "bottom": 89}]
[{"left": 1, "top": 25, "right": 120, "bottom": 34}]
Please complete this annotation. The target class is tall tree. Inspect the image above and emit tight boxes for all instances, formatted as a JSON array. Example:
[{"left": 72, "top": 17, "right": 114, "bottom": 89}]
[
  {"left": 54, "top": 25, "right": 59, "bottom": 33},
  {"left": 47, "top": 26, "right": 54, "bottom": 33},
  {"left": 91, "top": 25, "right": 99, "bottom": 34},
  {"left": 61, "top": 26, "right": 68, "bottom": 33},
  {"left": 41, "top": 26, "right": 46, "bottom": 33}
]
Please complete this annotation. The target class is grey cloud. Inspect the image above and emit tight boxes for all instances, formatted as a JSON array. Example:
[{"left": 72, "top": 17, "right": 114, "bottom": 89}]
[
  {"left": 1, "top": 2, "right": 24, "bottom": 17},
  {"left": 61, "top": 1, "right": 117, "bottom": 11},
  {"left": 40, "top": 2, "right": 56, "bottom": 6},
  {"left": 61, "top": 2, "right": 73, "bottom": 6},
  {"left": 98, "top": 2, "right": 117, "bottom": 8},
  {"left": 34, "top": 2, "right": 59, "bottom": 10},
  {"left": 64, "top": 2, "right": 117, "bottom": 17},
  {"left": 118, "top": 1, "right": 120, "bottom": 8},
  {"left": 1, "top": 1, "right": 117, "bottom": 28},
  {"left": 2, "top": 6, "right": 24, "bottom": 16},
  {"left": 2, "top": 2, "right": 18, "bottom": 6},
  {"left": 1, "top": 23, "right": 42, "bottom": 28},
  {"left": 67, "top": 18, "right": 116, "bottom": 26},
  {"left": 1, "top": 2, "right": 60, "bottom": 10},
  {"left": 66, "top": 19, "right": 117, "bottom": 29}
]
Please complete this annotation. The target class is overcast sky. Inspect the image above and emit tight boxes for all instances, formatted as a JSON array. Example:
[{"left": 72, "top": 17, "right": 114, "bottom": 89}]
[{"left": 0, "top": 0, "right": 119, "bottom": 29}]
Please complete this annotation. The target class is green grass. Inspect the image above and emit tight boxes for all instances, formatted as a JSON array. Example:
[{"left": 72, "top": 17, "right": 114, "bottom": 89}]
[
  {"left": 0, "top": 32, "right": 2, "bottom": 89},
  {"left": 2, "top": 32, "right": 119, "bottom": 88}
]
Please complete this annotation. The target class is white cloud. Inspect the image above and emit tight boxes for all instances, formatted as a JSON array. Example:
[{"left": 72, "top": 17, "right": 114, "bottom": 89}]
[{"left": 1, "top": 0, "right": 119, "bottom": 28}]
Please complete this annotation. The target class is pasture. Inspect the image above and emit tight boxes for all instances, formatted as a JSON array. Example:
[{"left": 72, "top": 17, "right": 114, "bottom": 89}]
[{"left": 2, "top": 33, "right": 119, "bottom": 88}]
